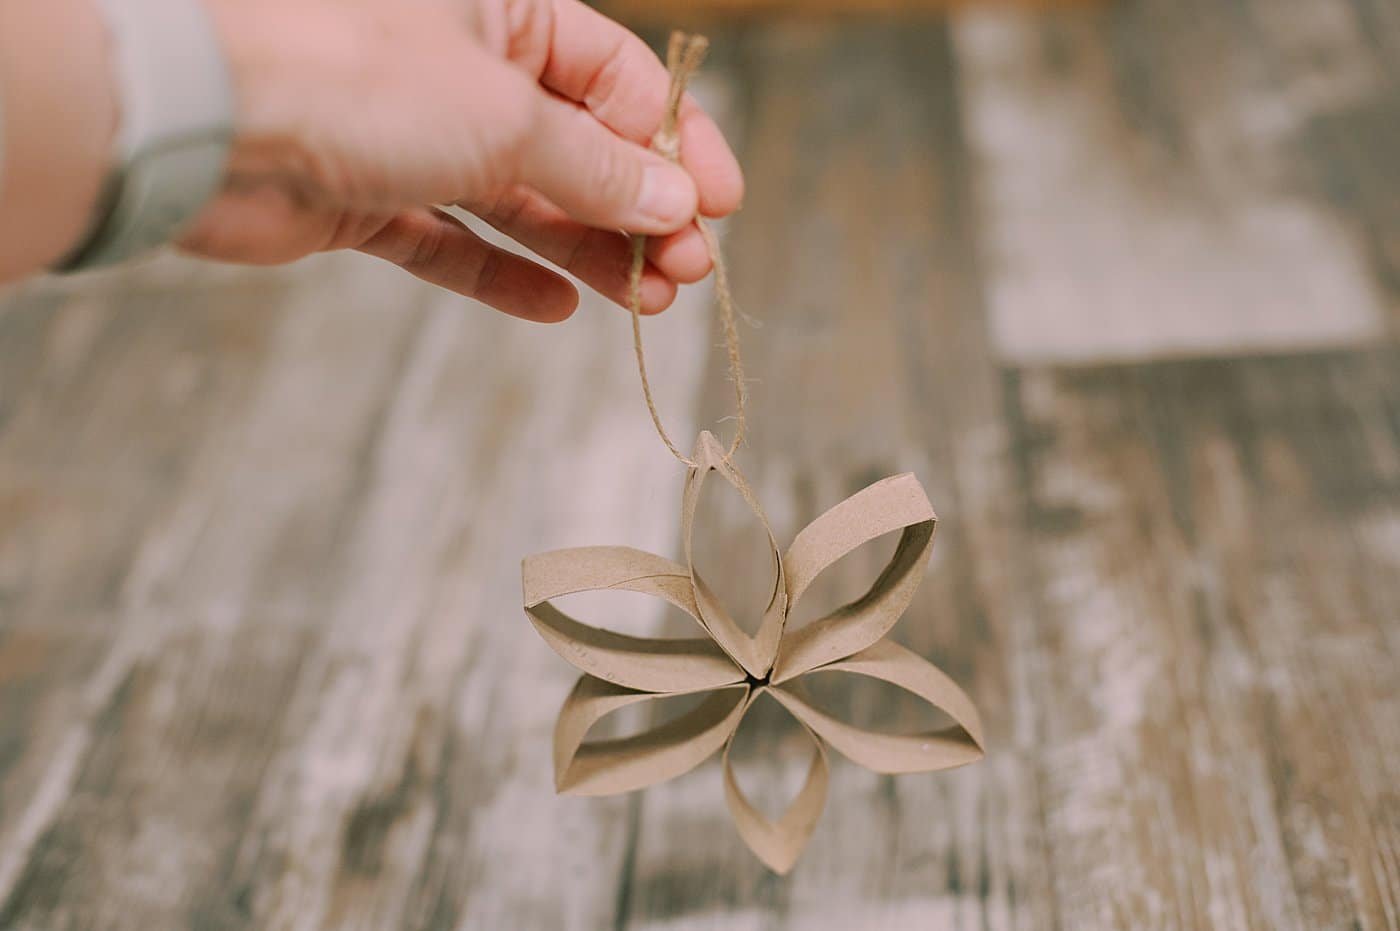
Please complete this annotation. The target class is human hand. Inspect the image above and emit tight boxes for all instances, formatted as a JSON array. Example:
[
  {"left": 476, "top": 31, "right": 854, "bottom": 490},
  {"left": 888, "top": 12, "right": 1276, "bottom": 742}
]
[{"left": 184, "top": 0, "right": 744, "bottom": 321}]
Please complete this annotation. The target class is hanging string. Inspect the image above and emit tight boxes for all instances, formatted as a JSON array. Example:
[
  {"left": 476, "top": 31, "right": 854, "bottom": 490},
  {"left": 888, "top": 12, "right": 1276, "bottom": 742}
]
[{"left": 629, "top": 32, "right": 747, "bottom": 468}]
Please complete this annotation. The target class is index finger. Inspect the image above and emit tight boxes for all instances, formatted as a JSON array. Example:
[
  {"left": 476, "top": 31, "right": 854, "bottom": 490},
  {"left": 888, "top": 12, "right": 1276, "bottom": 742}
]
[{"left": 537, "top": 0, "right": 744, "bottom": 218}]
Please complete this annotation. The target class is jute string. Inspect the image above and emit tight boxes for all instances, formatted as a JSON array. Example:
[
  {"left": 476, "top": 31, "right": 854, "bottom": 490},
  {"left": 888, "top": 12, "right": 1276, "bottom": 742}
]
[{"left": 629, "top": 32, "right": 746, "bottom": 468}]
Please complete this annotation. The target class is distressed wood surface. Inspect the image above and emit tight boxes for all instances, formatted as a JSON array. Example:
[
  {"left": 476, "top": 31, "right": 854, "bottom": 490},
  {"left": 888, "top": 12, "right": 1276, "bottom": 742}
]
[{"left": 1, "top": 3, "right": 1399, "bottom": 929}]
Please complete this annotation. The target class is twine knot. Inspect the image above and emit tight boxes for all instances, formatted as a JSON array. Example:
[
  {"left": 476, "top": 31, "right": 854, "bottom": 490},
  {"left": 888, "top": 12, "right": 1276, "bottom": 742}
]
[
  {"left": 651, "top": 131, "right": 681, "bottom": 163},
  {"left": 652, "top": 33, "right": 709, "bottom": 166}
]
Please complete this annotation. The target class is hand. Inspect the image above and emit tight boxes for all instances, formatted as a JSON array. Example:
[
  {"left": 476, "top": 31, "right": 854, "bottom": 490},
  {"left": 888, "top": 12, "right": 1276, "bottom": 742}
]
[{"left": 185, "top": 0, "right": 745, "bottom": 322}]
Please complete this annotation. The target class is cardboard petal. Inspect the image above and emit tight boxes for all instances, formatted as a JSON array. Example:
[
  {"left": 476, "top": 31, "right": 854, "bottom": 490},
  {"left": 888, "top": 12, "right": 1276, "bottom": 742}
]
[
  {"left": 523, "top": 546, "right": 745, "bottom": 693},
  {"left": 523, "top": 546, "right": 699, "bottom": 614},
  {"left": 722, "top": 689, "right": 829, "bottom": 874},
  {"left": 553, "top": 675, "right": 749, "bottom": 796},
  {"left": 769, "top": 639, "right": 985, "bottom": 774},
  {"left": 772, "top": 473, "right": 937, "bottom": 682},
  {"left": 682, "top": 432, "right": 788, "bottom": 679}
]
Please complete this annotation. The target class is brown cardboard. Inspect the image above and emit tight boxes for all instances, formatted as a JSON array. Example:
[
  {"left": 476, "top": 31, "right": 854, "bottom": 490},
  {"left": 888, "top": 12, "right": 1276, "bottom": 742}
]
[
  {"left": 523, "top": 545, "right": 746, "bottom": 693},
  {"left": 682, "top": 431, "right": 787, "bottom": 678},
  {"left": 520, "top": 432, "right": 984, "bottom": 872},
  {"left": 722, "top": 689, "right": 830, "bottom": 874},
  {"left": 553, "top": 675, "right": 749, "bottom": 795}
]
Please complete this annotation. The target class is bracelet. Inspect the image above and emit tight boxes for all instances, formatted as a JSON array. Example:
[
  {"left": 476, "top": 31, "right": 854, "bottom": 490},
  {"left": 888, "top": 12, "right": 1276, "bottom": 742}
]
[{"left": 57, "top": 0, "right": 234, "bottom": 272}]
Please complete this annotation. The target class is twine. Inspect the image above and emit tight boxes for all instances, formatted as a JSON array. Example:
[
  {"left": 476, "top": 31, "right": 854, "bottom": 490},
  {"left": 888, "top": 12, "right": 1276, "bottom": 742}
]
[{"left": 629, "top": 32, "right": 747, "bottom": 468}]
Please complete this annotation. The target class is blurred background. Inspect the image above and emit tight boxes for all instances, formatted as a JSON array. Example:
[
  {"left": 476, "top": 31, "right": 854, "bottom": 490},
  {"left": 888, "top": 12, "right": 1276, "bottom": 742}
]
[{"left": 0, "top": 1, "right": 1398, "bottom": 929}]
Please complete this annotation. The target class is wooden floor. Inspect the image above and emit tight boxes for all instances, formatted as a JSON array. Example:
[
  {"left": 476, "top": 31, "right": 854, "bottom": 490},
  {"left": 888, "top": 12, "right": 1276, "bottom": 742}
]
[{"left": 2, "top": 4, "right": 1399, "bottom": 929}]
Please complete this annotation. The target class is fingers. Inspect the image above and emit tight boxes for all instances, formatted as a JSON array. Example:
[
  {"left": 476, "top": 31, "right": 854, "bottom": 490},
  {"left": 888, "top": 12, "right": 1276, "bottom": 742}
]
[
  {"left": 647, "top": 225, "right": 712, "bottom": 284},
  {"left": 179, "top": 181, "right": 347, "bottom": 265},
  {"left": 538, "top": 0, "right": 744, "bottom": 218},
  {"left": 473, "top": 185, "right": 718, "bottom": 312},
  {"left": 478, "top": 186, "right": 675, "bottom": 313},
  {"left": 186, "top": 180, "right": 698, "bottom": 320},
  {"left": 516, "top": 92, "right": 698, "bottom": 236},
  {"left": 356, "top": 207, "right": 579, "bottom": 323}
]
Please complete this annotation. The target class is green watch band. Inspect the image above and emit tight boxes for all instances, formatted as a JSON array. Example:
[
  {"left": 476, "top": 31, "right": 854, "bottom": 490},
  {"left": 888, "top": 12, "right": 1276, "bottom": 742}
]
[{"left": 58, "top": 0, "right": 234, "bottom": 272}]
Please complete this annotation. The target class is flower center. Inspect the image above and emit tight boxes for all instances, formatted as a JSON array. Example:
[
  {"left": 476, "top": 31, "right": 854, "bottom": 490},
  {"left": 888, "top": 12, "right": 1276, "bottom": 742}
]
[{"left": 745, "top": 670, "right": 772, "bottom": 689}]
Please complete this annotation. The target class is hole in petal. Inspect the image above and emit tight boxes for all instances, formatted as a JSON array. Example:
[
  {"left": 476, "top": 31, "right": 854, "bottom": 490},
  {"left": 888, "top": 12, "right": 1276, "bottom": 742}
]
[
  {"left": 527, "top": 550, "right": 745, "bottom": 693},
  {"left": 556, "top": 680, "right": 749, "bottom": 796},
  {"left": 688, "top": 466, "right": 781, "bottom": 638},
  {"left": 548, "top": 590, "right": 707, "bottom": 640},
  {"left": 794, "top": 668, "right": 957, "bottom": 736},
  {"left": 582, "top": 689, "right": 715, "bottom": 742},
  {"left": 783, "top": 528, "right": 902, "bottom": 634},
  {"left": 773, "top": 474, "right": 936, "bottom": 683},
  {"left": 726, "top": 691, "right": 819, "bottom": 822}
]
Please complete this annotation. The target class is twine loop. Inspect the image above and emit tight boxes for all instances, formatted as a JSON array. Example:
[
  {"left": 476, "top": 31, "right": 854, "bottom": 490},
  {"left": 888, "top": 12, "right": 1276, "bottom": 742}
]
[{"left": 629, "top": 32, "right": 747, "bottom": 468}]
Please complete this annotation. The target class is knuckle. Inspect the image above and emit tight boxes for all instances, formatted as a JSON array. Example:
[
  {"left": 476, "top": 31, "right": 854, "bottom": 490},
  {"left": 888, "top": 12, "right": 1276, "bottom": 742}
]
[
  {"left": 480, "top": 186, "right": 531, "bottom": 228},
  {"left": 582, "top": 36, "right": 631, "bottom": 116},
  {"left": 503, "top": 0, "right": 552, "bottom": 58},
  {"left": 403, "top": 219, "right": 447, "bottom": 270},
  {"left": 583, "top": 35, "right": 662, "bottom": 139},
  {"left": 560, "top": 229, "right": 592, "bottom": 276},
  {"left": 473, "top": 247, "right": 503, "bottom": 296}
]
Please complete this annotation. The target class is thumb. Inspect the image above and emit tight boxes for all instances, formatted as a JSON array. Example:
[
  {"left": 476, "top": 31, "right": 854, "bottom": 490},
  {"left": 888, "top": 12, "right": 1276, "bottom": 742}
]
[{"left": 516, "top": 91, "right": 698, "bottom": 236}]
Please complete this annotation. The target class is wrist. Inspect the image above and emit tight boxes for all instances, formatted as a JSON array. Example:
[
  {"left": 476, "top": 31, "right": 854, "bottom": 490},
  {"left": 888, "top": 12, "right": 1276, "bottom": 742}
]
[
  {"left": 55, "top": 0, "right": 236, "bottom": 272},
  {"left": 0, "top": 0, "right": 119, "bottom": 280}
]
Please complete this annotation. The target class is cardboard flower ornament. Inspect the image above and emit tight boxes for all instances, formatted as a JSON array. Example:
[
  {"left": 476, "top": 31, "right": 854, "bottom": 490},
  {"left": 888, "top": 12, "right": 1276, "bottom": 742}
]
[
  {"left": 522, "top": 432, "right": 985, "bottom": 872},
  {"left": 518, "top": 31, "right": 984, "bottom": 874}
]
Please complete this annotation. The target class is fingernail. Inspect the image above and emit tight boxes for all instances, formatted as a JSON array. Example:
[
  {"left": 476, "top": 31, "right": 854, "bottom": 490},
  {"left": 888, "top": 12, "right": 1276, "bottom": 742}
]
[{"left": 636, "top": 163, "right": 697, "bottom": 230}]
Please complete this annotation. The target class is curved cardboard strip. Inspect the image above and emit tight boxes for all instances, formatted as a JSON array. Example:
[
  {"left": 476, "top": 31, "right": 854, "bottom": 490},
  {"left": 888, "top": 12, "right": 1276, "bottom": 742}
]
[
  {"left": 683, "top": 432, "right": 788, "bottom": 678},
  {"left": 721, "top": 689, "right": 830, "bottom": 874},
  {"left": 526, "top": 603, "right": 745, "bottom": 693},
  {"left": 523, "top": 546, "right": 698, "bottom": 616},
  {"left": 769, "top": 639, "right": 984, "bottom": 774},
  {"left": 554, "top": 675, "right": 749, "bottom": 796},
  {"left": 772, "top": 473, "right": 937, "bottom": 682},
  {"left": 523, "top": 545, "right": 742, "bottom": 692}
]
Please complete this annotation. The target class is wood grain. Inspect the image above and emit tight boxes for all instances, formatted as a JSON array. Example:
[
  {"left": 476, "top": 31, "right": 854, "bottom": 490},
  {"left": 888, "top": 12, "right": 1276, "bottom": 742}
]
[
  {"left": 955, "top": 6, "right": 1394, "bottom": 363},
  {"left": 0, "top": 247, "right": 714, "bottom": 931},
  {"left": 1, "top": 3, "right": 1398, "bottom": 929},
  {"left": 1002, "top": 351, "right": 1400, "bottom": 929}
]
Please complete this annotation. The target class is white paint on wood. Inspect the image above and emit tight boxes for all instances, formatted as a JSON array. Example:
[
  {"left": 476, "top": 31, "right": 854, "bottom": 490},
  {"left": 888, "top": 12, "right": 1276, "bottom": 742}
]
[{"left": 953, "top": 11, "right": 1387, "bottom": 365}]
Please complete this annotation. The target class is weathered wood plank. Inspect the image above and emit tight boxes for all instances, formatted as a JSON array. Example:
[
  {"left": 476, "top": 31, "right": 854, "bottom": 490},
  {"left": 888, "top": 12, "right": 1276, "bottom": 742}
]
[
  {"left": 953, "top": 4, "right": 1396, "bottom": 364},
  {"left": 0, "top": 242, "right": 717, "bottom": 931},
  {"left": 0, "top": 256, "right": 430, "bottom": 930},
  {"left": 0, "top": 263, "right": 300, "bottom": 922},
  {"left": 1002, "top": 350, "right": 1400, "bottom": 929}
]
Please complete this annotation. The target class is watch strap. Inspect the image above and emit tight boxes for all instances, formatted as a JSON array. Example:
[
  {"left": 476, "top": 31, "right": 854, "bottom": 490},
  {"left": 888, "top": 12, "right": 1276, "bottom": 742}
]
[{"left": 58, "top": 0, "right": 234, "bottom": 271}]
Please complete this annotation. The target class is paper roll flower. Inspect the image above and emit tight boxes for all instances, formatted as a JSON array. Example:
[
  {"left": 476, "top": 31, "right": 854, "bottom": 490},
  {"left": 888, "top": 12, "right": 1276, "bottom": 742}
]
[{"left": 521, "top": 432, "right": 985, "bottom": 873}]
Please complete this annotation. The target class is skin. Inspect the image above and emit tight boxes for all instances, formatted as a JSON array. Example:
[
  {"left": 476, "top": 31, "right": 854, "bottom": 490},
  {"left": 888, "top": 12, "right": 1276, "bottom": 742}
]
[{"left": 0, "top": 0, "right": 744, "bottom": 322}]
